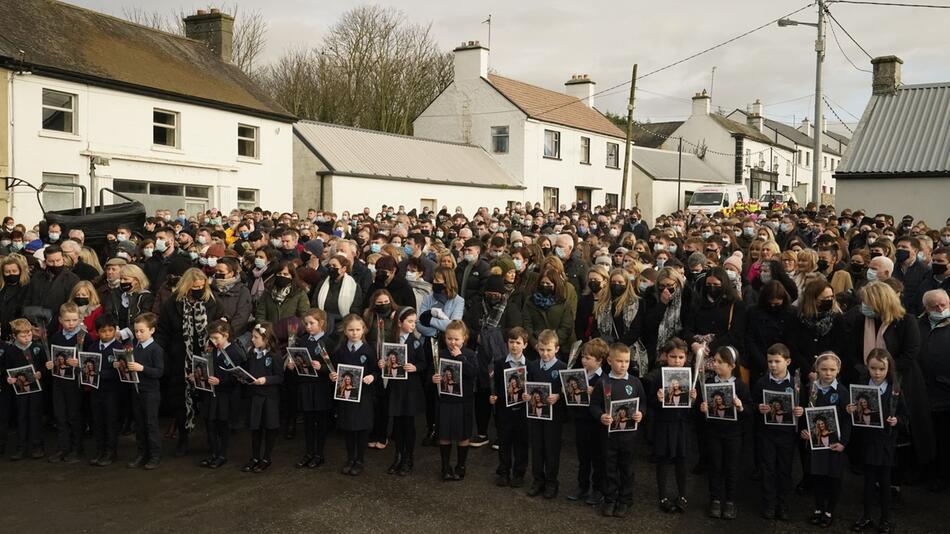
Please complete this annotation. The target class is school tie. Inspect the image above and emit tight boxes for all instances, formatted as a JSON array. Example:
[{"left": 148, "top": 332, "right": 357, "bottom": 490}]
[{"left": 349, "top": 343, "right": 356, "bottom": 353}]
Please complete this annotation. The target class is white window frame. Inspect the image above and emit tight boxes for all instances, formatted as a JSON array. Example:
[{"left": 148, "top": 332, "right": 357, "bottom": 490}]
[
  {"left": 238, "top": 124, "right": 259, "bottom": 159},
  {"left": 41, "top": 89, "right": 77, "bottom": 134},
  {"left": 606, "top": 142, "right": 619, "bottom": 168},
  {"left": 237, "top": 188, "right": 259, "bottom": 210},
  {"left": 490, "top": 126, "right": 509, "bottom": 154},
  {"left": 580, "top": 136, "right": 591, "bottom": 164},
  {"left": 153, "top": 108, "right": 180, "bottom": 148},
  {"left": 543, "top": 186, "right": 559, "bottom": 213},
  {"left": 41, "top": 172, "right": 80, "bottom": 211},
  {"left": 543, "top": 129, "right": 561, "bottom": 159}
]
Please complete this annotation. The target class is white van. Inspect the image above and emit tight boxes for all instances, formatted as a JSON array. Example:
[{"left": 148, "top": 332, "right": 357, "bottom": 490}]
[{"left": 686, "top": 184, "right": 750, "bottom": 214}]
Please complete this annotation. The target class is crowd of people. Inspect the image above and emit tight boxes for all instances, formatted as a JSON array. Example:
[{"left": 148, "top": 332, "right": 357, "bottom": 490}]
[{"left": 0, "top": 200, "right": 949, "bottom": 531}]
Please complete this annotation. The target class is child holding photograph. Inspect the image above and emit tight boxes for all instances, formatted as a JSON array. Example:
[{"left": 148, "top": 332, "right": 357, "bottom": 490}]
[
  {"left": 567, "top": 338, "right": 607, "bottom": 504},
  {"left": 848, "top": 348, "right": 903, "bottom": 533},
  {"left": 384, "top": 307, "right": 427, "bottom": 476},
  {"left": 524, "top": 329, "right": 566, "bottom": 499},
  {"left": 699, "top": 346, "right": 752, "bottom": 520},
  {"left": 432, "top": 320, "right": 477, "bottom": 482},
  {"left": 490, "top": 327, "right": 530, "bottom": 488},
  {"left": 646, "top": 337, "right": 697, "bottom": 514},
  {"left": 752, "top": 343, "right": 804, "bottom": 521},
  {"left": 589, "top": 343, "right": 644, "bottom": 519},
  {"left": 288, "top": 308, "right": 333, "bottom": 470},
  {"left": 3, "top": 319, "right": 47, "bottom": 460},
  {"left": 243, "top": 322, "right": 284, "bottom": 474},
  {"left": 330, "top": 314, "right": 379, "bottom": 476},
  {"left": 88, "top": 314, "right": 122, "bottom": 466},
  {"left": 46, "top": 303, "right": 92, "bottom": 464},
  {"left": 127, "top": 313, "right": 165, "bottom": 470},
  {"left": 196, "top": 320, "right": 246, "bottom": 469},
  {"left": 800, "top": 352, "right": 851, "bottom": 528}
]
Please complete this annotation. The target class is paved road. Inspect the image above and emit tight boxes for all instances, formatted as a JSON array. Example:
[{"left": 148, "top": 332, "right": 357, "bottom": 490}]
[{"left": 2, "top": 420, "right": 941, "bottom": 533}]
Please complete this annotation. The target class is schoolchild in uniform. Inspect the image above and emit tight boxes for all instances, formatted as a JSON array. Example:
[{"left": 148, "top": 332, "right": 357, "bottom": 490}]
[
  {"left": 567, "top": 338, "right": 607, "bottom": 504},
  {"left": 699, "top": 345, "right": 752, "bottom": 520},
  {"left": 243, "top": 322, "right": 284, "bottom": 473},
  {"left": 197, "top": 320, "right": 245, "bottom": 469},
  {"left": 127, "top": 312, "right": 165, "bottom": 470},
  {"left": 384, "top": 307, "right": 427, "bottom": 476},
  {"left": 47, "top": 302, "right": 93, "bottom": 463},
  {"left": 490, "top": 327, "right": 530, "bottom": 488},
  {"left": 330, "top": 314, "right": 379, "bottom": 476},
  {"left": 3, "top": 318, "right": 47, "bottom": 460},
  {"left": 287, "top": 308, "right": 333, "bottom": 469},
  {"left": 432, "top": 320, "right": 477, "bottom": 482},
  {"left": 753, "top": 343, "right": 804, "bottom": 521},
  {"left": 524, "top": 329, "right": 566, "bottom": 499},
  {"left": 88, "top": 314, "right": 122, "bottom": 466},
  {"left": 802, "top": 351, "right": 851, "bottom": 529},
  {"left": 646, "top": 337, "right": 697, "bottom": 514},
  {"left": 590, "top": 342, "right": 645, "bottom": 519}
]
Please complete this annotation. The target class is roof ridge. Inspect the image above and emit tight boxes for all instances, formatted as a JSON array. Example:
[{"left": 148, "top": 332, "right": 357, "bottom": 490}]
[
  {"left": 296, "top": 120, "right": 482, "bottom": 149},
  {"left": 51, "top": 0, "right": 204, "bottom": 46}
]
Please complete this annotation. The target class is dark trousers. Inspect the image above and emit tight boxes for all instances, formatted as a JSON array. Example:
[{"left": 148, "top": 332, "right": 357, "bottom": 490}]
[
  {"left": 529, "top": 420, "right": 562, "bottom": 486},
  {"left": 932, "top": 410, "right": 950, "bottom": 483},
  {"left": 205, "top": 418, "right": 230, "bottom": 459},
  {"left": 495, "top": 412, "right": 528, "bottom": 477},
  {"left": 393, "top": 415, "right": 416, "bottom": 458},
  {"left": 0, "top": 388, "right": 11, "bottom": 451},
  {"left": 280, "top": 370, "right": 298, "bottom": 432},
  {"left": 133, "top": 389, "right": 161, "bottom": 459},
  {"left": 813, "top": 474, "right": 843, "bottom": 514},
  {"left": 91, "top": 389, "right": 120, "bottom": 454},
  {"left": 863, "top": 464, "right": 892, "bottom": 521},
  {"left": 15, "top": 393, "right": 44, "bottom": 451},
  {"left": 758, "top": 432, "right": 794, "bottom": 510},
  {"left": 575, "top": 417, "right": 605, "bottom": 493},
  {"left": 707, "top": 432, "right": 742, "bottom": 501},
  {"left": 424, "top": 381, "right": 438, "bottom": 430},
  {"left": 370, "top": 383, "right": 389, "bottom": 443},
  {"left": 344, "top": 429, "right": 368, "bottom": 463},
  {"left": 302, "top": 410, "right": 329, "bottom": 457},
  {"left": 474, "top": 387, "right": 491, "bottom": 437},
  {"left": 604, "top": 435, "right": 636, "bottom": 504},
  {"left": 53, "top": 380, "right": 84, "bottom": 453}
]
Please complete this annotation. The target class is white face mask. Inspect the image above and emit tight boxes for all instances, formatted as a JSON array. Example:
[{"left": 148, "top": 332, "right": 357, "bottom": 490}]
[{"left": 406, "top": 272, "right": 419, "bottom": 282}]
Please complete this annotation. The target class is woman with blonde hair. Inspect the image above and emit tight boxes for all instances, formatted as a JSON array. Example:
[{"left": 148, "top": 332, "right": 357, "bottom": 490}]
[
  {"left": 103, "top": 264, "right": 155, "bottom": 342},
  {"left": 575, "top": 264, "right": 609, "bottom": 342},
  {"left": 593, "top": 268, "right": 642, "bottom": 346},
  {"left": 794, "top": 249, "right": 819, "bottom": 298},
  {"left": 78, "top": 247, "right": 103, "bottom": 275},
  {"left": 68, "top": 280, "right": 103, "bottom": 339},
  {"left": 642, "top": 267, "right": 691, "bottom": 364},
  {"left": 0, "top": 255, "right": 30, "bottom": 340}
]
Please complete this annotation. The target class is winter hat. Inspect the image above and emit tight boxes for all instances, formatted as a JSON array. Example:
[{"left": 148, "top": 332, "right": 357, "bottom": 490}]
[
  {"left": 594, "top": 255, "right": 612, "bottom": 268},
  {"left": 484, "top": 274, "right": 506, "bottom": 294},
  {"left": 375, "top": 255, "right": 397, "bottom": 273},
  {"left": 687, "top": 251, "right": 708, "bottom": 270},
  {"left": 206, "top": 243, "right": 226, "bottom": 258},
  {"left": 304, "top": 238, "right": 324, "bottom": 258},
  {"left": 723, "top": 251, "right": 744, "bottom": 273},
  {"left": 490, "top": 255, "right": 515, "bottom": 276}
]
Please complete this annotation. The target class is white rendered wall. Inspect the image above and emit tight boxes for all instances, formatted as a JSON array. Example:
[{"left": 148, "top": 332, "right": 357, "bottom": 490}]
[{"left": 328, "top": 175, "right": 522, "bottom": 215}]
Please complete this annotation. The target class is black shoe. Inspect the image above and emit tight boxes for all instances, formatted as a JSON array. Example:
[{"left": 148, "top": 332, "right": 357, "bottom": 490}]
[
  {"left": 442, "top": 466, "right": 456, "bottom": 482},
  {"left": 776, "top": 505, "right": 790, "bottom": 521},
  {"left": 387, "top": 456, "right": 402, "bottom": 475},
  {"left": 495, "top": 474, "right": 510, "bottom": 487},
  {"left": 341, "top": 461, "right": 354, "bottom": 475},
  {"left": 585, "top": 491, "right": 604, "bottom": 506},
  {"left": 469, "top": 435, "right": 489, "bottom": 448},
  {"left": 810, "top": 511, "right": 825, "bottom": 525},
  {"left": 349, "top": 461, "right": 363, "bottom": 476},
  {"left": 659, "top": 498, "right": 677, "bottom": 514},
  {"left": 296, "top": 454, "right": 314, "bottom": 469},
  {"left": 48, "top": 451, "right": 64, "bottom": 463},
  {"left": 708, "top": 499, "right": 722, "bottom": 519},
  {"left": 30, "top": 448, "right": 46, "bottom": 459},
  {"left": 252, "top": 459, "right": 272, "bottom": 473},
  {"left": 307, "top": 456, "right": 325, "bottom": 469},
  {"left": 510, "top": 475, "right": 524, "bottom": 488},
  {"left": 600, "top": 502, "right": 616, "bottom": 517},
  {"left": 674, "top": 496, "right": 688, "bottom": 513},
  {"left": 398, "top": 458, "right": 413, "bottom": 476},
  {"left": 566, "top": 488, "right": 589, "bottom": 502},
  {"left": 62, "top": 452, "right": 81, "bottom": 464},
  {"left": 877, "top": 520, "right": 892, "bottom": 533},
  {"left": 543, "top": 484, "right": 558, "bottom": 499},
  {"left": 851, "top": 518, "right": 875, "bottom": 531},
  {"left": 242, "top": 458, "right": 260, "bottom": 473},
  {"left": 819, "top": 514, "right": 833, "bottom": 528},
  {"left": 143, "top": 457, "right": 161, "bottom": 470},
  {"left": 96, "top": 452, "right": 116, "bottom": 467},
  {"left": 127, "top": 455, "right": 147, "bottom": 469},
  {"left": 722, "top": 501, "right": 737, "bottom": 520},
  {"left": 526, "top": 483, "right": 545, "bottom": 497},
  {"left": 613, "top": 503, "right": 630, "bottom": 518},
  {"left": 9, "top": 450, "right": 24, "bottom": 461},
  {"left": 89, "top": 453, "right": 104, "bottom": 466},
  {"left": 209, "top": 457, "right": 227, "bottom": 469},
  {"left": 199, "top": 456, "right": 216, "bottom": 468},
  {"left": 455, "top": 465, "right": 466, "bottom": 480}
]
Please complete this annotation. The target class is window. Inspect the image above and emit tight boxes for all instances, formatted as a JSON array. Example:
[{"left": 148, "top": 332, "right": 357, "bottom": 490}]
[
  {"left": 806, "top": 151, "right": 811, "bottom": 167},
  {"left": 606, "top": 142, "right": 619, "bottom": 168},
  {"left": 41, "top": 173, "right": 80, "bottom": 211},
  {"left": 785, "top": 161, "right": 791, "bottom": 176},
  {"left": 113, "top": 180, "right": 147, "bottom": 194},
  {"left": 580, "top": 136, "right": 590, "bottom": 164},
  {"left": 42, "top": 89, "right": 76, "bottom": 133},
  {"left": 605, "top": 193, "right": 619, "bottom": 208},
  {"left": 543, "top": 187, "right": 559, "bottom": 213},
  {"left": 543, "top": 130, "right": 560, "bottom": 159},
  {"left": 153, "top": 109, "right": 179, "bottom": 147},
  {"left": 150, "top": 183, "right": 183, "bottom": 196},
  {"left": 796, "top": 150, "right": 802, "bottom": 165},
  {"left": 238, "top": 124, "right": 259, "bottom": 158},
  {"left": 491, "top": 126, "right": 509, "bottom": 154},
  {"left": 744, "top": 148, "right": 751, "bottom": 167},
  {"left": 823, "top": 156, "right": 828, "bottom": 170},
  {"left": 831, "top": 159, "right": 836, "bottom": 171},
  {"left": 830, "top": 186, "right": 834, "bottom": 194},
  {"left": 238, "top": 188, "right": 259, "bottom": 210},
  {"left": 772, "top": 156, "right": 778, "bottom": 172}
]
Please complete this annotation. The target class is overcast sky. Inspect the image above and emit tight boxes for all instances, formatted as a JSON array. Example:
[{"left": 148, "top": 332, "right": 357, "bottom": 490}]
[{"left": 69, "top": 0, "right": 950, "bottom": 134}]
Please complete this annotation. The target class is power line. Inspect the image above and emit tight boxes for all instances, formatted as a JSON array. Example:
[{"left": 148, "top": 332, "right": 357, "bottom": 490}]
[
  {"left": 831, "top": 0, "right": 950, "bottom": 8},
  {"left": 822, "top": 95, "right": 855, "bottom": 134},
  {"left": 824, "top": 94, "right": 862, "bottom": 120},
  {"left": 826, "top": 13, "right": 873, "bottom": 72},
  {"left": 824, "top": 7, "right": 873, "bottom": 60}
]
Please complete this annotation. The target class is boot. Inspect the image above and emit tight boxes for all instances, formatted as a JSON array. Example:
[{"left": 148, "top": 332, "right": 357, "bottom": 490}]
[
  {"left": 175, "top": 432, "right": 189, "bottom": 457},
  {"left": 387, "top": 453, "right": 402, "bottom": 475},
  {"left": 421, "top": 426, "right": 437, "bottom": 446},
  {"left": 398, "top": 454, "right": 413, "bottom": 476}
]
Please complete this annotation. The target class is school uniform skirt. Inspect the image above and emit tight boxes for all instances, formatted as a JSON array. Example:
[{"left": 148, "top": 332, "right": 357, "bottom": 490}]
[
  {"left": 438, "top": 400, "right": 473, "bottom": 442},
  {"left": 810, "top": 449, "right": 847, "bottom": 477},
  {"left": 650, "top": 418, "right": 690, "bottom": 461},
  {"left": 249, "top": 390, "right": 280, "bottom": 430},
  {"left": 337, "top": 394, "right": 374, "bottom": 432},
  {"left": 297, "top": 379, "right": 333, "bottom": 413},
  {"left": 202, "top": 387, "right": 239, "bottom": 423},
  {"left": 388, "top": 376, "right": 425, "bottom": 417}
]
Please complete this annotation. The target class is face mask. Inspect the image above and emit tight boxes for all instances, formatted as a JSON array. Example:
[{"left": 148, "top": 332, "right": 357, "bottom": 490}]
[
  {"left": 701, "top": 231, "right": 712, "bottom": 240},
  {"left": 3, "top": 225, "right": 12, "bottom": 231},
  {"left": 139, "top": 247, "right": 153, "bottom": 259},
  {"left": 48, "top": 232, "right": 60, "bottom": 241},
  {"left": 555, "top": 247, "right": 568, "bottom": 260},
  {"left": 513, "top": 259, "right": 523, "bottom": 271},
  {"left": 917, "top": 251, "right": 926, "bottom": 263},
  {"left": 733, "top": 230, "right": 742, "bottom": 238},
  {"left": 840, "top": 224, "right": 851, "bottom": 233},
  {"left": 706, "top": 286, "right": 723, "bottom": 300},
  {"left": 653, "top": 243, "right": 665, "bottom": 252},
  {"left": 816, "top": 259, "right": 829, "bottom": 272},
  {"left": 638, "top": 281, "right": 651, "bottom": 292},
  {"left": 609, "top": 229, "right": 620, "bottom": 237},
  {"left": 587, "top": 280, "right": 602, "bottom": 294},
  {"left": 47, "top": 264, "right": 63, "bottom": 275},
  {"left": 860, "top": 303, "right": 877, "bottom": 318},
  {"left": 668, "top": 244, "right": 678, "bottom": 254},
  {"left": 190, "top": 288, "right": 205, "bottom": 300},
  {"left": 74, "top": 297, "right": 90, "bottom": 307},
  {"left": 326, "top": 266, "right": 339, "bottom": 279},
  {"left": 374, "top": 303, "right": 390, "bottom": 316},
  {"left": 866, "top": 269, "right": 878, "bottom": 282},
  {"left": 726, "top": 270, "right": 738, "bottom": 281},
  {"left": 779, "top": 223, "right": 792, "bottom": 233},
  {"left": 435, "top": 231, "right": 444, "bottom": 239},
  {"left": 119, "top": 282, "right": 134, "bottom": 293},
  {"left": 895, "top": 249, "right": 911, "bottom": 264},
  {"left": 154, "top": 239, "right": 167, "bottom": 252},
  {"left": 818, "top": 299, "right": 834, "bottom": 313},
  {"left": 610, "top": 283, "right": 626, "bottom": 298},
  {"left": 116, "top": 234, "right": 129, "bottom": 243},
  {"left": 273, "top": 276, "right": 292, "bottom": 289},
  {"left": 12, "top": 242, "right": 23, "bottom": 250},
  {"left": 270, "top": 238, "right": 281, "bottom": 248},
  {"left": 406, "top": 271, "right": 419, "bottom": 282},
  {"left": 206, "top": 257, "right": 218, "bottom": 268},
  {"left": 942, "top": 236, "right": 950, "bottom": 246},
  {"left": 254, "top": 258, "right": 266, "bottom": 270},
  {"left": 932, "top": 263, "right": 948, "bottom": 276},
  {"left": 930, "top": 309, "right": 950, "bottom": 324},
  {"left": 199, "top": 257, "right": 208, "bottom": 266},
  {"left": 4, "top": 274, "right": 19, "bottom": 285},
  {"left": 370, "top": 243, "right": 382, "bottom": 254},
  {"left": 538, "top": 285, "right": 555, "bottom": 297},
  {"left": 760, "top": 272, "right": 772, "bottom": 284},
  {"left": 869, "top": 251, "right": 882, "bottom": 259},
  {"left": 189, "top": 252, "right": 199, "bottom": 261},
  {"left": 464, "top": 253, "right": 477, "bottom": 263},
  {"left": 432, "top": 283, "right": 445, "bottom": 295},
  {"left": 743, "top": 227, "right": 754, "bottom": 237},
  {"left": 850, "top": 263, "right": 864, "bottom": 274},
  {"left": 240, "top": 231, "right": 249, "bottom": 239}
]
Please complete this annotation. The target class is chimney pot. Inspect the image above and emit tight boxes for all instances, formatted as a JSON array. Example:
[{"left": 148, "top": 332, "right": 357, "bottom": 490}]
[
  {"left": 871, "top": 55, "right": 903, "bottom": 95},
  {"left": 196, "top": 9, "right": 207, "bottom": 15},
  {"left": 184, "top": 10, "right": 235, "bottom": 63},
  {"left": 691, "top": 89, "right": 711, "bottom": 116},
  {"left": 210, "top": 8, "right": 220, "bottom": 14},
  {"left": 564, "top": 73, "right": 596, "bottom": 108}
]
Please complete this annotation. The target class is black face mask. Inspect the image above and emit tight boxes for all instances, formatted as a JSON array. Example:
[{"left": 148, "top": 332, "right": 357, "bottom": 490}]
[
  {"left": 190, "top": 288, "right": 205, "bottom": 300},
  {"left": 538, "top": 285, "right": 555, "bottom": 297},
  {"left": 273, "top": 276, "right": 292, "bottom": 289},
  {"left": 818, "top": 299, "right": 834, "bottom": 313},
  {"left": 850, "top": 263, "right": 865, "bottom": 274},
  {"left": 932, "top": 263, "right": 948, "bottom": 276},
  {"left": 432, "top": 283, "right": 445, "bottom": 295},
  {"left": 542, "top": 248, "right": 552, "bottom": 256},
  {"left": 374, "top": 303, "right": 390, "bottom": 316},
  {"left": 74, "top": 297, "right": 90, "bottom": 307},
  {"left": 768, "top": 302, "right": 784, "bottom": 312},
  {"left": 375, "top": 270, "right": 389, "bottom": 283},
  {"left": 610, "top": 283, "right": 626, "bottom": 298},
  {"left": 870, "top": 251, "right": 882, "bottom": 259},
  {"left": 895, "top": 249, "right": 911, "bottom": 264},
  {"left": 46, "top": 265, "right": 63, "bottom": 276},
  {"left": 706, "top": 286, "right": 723, "bottom": 300},
  {"left": 326, "top": 266, "right": 339, "bottom": 279},
  {"left": 119, "top": 282, "right": 134, "bottom": 293},
  {"left": 816, "top": 259, "right": 829, "bottom": 272},
  {"left": 3, "top": 274, "right": 19, "bottom": 285},
  {"left": 587, "top": 280, "right": 602, "bottom": 294}
]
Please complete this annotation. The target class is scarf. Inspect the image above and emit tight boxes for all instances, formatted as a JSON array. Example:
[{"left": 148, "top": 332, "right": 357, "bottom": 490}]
[
  {"left": 596, "top": 297, "right": 639, "bottom": 342},
  {"left": 317, "top": 275, "right": 358, "bottom": 316},
  {"left": 271, "top": 284, "right": 293, "bottom": 306},
  {"left": 531, "top": 292, "right": 556, "bottom": 310},
  {"left": 862, "top": 317, "right": 889, "bottom": 362},
  {"left": 656, "top": 288, "right": 683, "bottom": 355},
  {"left": 483, "top": 292, "right": 510, "bottom": 330},
  {"left": 803, "top": 311, "right": 836, "bottom": 338},
  {"left": 250, "top": 268, "right": 267, "bottom": 299},
  {"left": 181, "top": 298, "right": 208, "bottom": 431}
]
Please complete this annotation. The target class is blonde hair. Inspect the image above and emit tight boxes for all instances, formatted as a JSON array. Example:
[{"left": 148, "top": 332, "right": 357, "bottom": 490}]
[
  {"left": 797, "top": 249, "right": 818, "bottom": 272},
  {"left": 859, "top": 281, "right": 905, "bottom": 324},
  {"left": 761, "top": 240, "right": 781, "bottom": 259},
  {"left": 174, "top": 268, "right": 212, "bottom": 302},
  {"left": 780, "top": 249, "right": 798, "bottom": 265},
  {"left": 69, "top": 280, "right": 101, "bottom": 308},
  {"left": 78, "top": 247, "right": 103, "bottom": 274},
  {"left": 119, "top": 264, "right": 150, "bottom": 292},
  {"left": 814, "top": 351, "right": 842, "bottom": 372},
  {"left": 599, "top": 268, "right": 637, "bottom": 319},
  {"left": 587, "top": 264, "right": 610, "bottom": 301},
  {"left": 0, "top": 255, "right": 29, "bottom": 288}
]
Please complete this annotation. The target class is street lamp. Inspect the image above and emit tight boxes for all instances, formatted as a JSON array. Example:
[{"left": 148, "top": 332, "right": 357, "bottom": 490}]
[{"left": 778, "top": 1, "right": 825, "bottom": 207}]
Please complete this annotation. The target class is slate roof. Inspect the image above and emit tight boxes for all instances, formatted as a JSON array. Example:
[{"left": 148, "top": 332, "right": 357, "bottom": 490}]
[
  {"left": 631, "top": 121, "right": 683, "bottom": 148},
  {"left": 632, "top": 146, "right": 731, "bottom": 183}
]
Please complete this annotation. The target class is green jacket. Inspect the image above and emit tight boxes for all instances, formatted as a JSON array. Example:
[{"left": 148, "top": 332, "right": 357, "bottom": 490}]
[
  {"left": 523, "top": 296, "right": 577, "bottom": 350},
  {"left": 254, "top": 287, "right": 310, "bottom": 324}
]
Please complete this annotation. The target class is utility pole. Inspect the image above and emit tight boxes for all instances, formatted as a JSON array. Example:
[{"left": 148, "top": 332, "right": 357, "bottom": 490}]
[
  {"left": 677, "top": 137, "right": 683, "bottom": 211},
  {"left": 620, "top": 64, "right": 637, "bottom": 209},
  {"left": 812, "top": 1, "right": 825, "bottom": 207}
]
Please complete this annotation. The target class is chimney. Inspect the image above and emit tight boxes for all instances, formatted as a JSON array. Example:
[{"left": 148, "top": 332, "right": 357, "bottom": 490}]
[
  {"left": 184, "top": 9, "right": 235, "bottom": 63},
  {"left": 801, "top": 118, "right": 813, "bottom": 137},
  {"left": 565, "top": 74, "right": 596, "bottom": 108},
  {"left": 871, "top": 55, "right": 903, "bottom": 95},
  {"left": 746, "top": 98, "right": 764, "bottom": 132},
  {"left": 691, "top": 89, "right": 711, "bottom": 116},
  {"left": 453, "top": 41, "right": 489, "bottom": 82}
]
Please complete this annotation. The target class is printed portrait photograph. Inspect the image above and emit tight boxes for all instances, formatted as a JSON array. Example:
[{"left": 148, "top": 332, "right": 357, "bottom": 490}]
[
  {"left": 287, "top": 347, "right": 317, "bottom": 377},
  {"left": 78, "top": 352, "right": 101, "bottom": 389},
  {"left": 382, "top": 343, "right": 408, "bottom": 380},
  {"left": 763, "top": 390, "right": 796, "bottom": 426},
  {"left": 113, "top": 348, "right": 139, "bottom": 384},
  {"left": 525, "top": 382, "right": 552, "bottom": 421},
  {"left": 438, "top": 359, "right": 463, "bottom": 398},
  {"left": 50, "top": 344, "right": 77, "bottom": 380},
  {"left": 609, "top": 397, "right": 639, "bottom": 433},
  {"left": 503, "top": 366, "right": 527, "bottom": 407},
  {"left": 662, "top": 367, "right": 692, "bottom": 408},
  {"left": 7, "top": 365, "right": 41, "bottom": 395},
  {"left": 192, "top": 355, "right": 213, "bottom": 393},
  {"left": 335, "top": 363, "right": 364, "bottom": 403},
  {"left": 806, "top": 406, "right": 841, "bottom": 451},
  {"left": 559, "top": 368, "right": 590, "bottom": 407},
  {"left": 850, "top": 384, "right": 884, "bottom": 429},
  {"left": 704, "top": 382, "right": 737, "bottom": 421}
]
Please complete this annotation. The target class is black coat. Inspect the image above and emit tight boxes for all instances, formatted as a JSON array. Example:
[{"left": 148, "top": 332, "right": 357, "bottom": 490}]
[
  {"left": 744, "top": 305, "right": 796, "bottom": 378},
  {"left": 0, "top": 283, "right": 26, "bottom": 341},
  {"left": 918, "top": 317, "right": 950, "bottom": 412},
  {"left": 682, "top": 296, "right": 747, "bottom": 360},
  {"left": 211, "top": 281, "right": 253, "bottom": 338},
  {"left": 786, "top": 312, "right": 847, "bottom": 378},
  {"left": 102, "top": 289, "right": 155, "bottom": 332},
  {"left": 155, "top": 297, "right": 225, "bottom": 411},
  {"left": 26, "top": 268, "right": 80, "bottom": 330},
  {"left": 894, "top": 260, "right": 930, "bottom": 316},
  {"left": 386, "top": 332, "right": 428, "bottom": 416},
  {"left": 640, "top": 286, "right": 693, "bottom": 364}
]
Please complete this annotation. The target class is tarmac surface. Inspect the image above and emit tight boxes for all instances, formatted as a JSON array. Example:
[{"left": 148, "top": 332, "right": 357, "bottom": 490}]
[{"left": 1, "top": 418, "right": 944, "bottom": 534}]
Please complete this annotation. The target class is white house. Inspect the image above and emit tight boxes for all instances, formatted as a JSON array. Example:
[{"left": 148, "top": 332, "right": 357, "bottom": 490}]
[
  {"left": 0, "top": 0, "right": 295, "bottom": 224},
  {"left": 836, "top": 56, "right": 950, "bottom": 225},
  {"left": 293, "top": 121, "right": 524, "bottom": 214},
  {"left": 628, "top": 145, "right": 732, "bottom": 223},
  {"left": 413, "top": 41, "right": 627, "bottom": 212}
]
